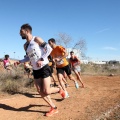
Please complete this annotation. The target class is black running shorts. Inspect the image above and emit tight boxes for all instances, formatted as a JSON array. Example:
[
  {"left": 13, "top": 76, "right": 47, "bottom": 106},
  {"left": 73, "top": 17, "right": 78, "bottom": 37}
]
[
  {"left": 33, "top": 64, "right": 51, "bottom": 79},
  {"left": 56, "top": 65, "right": 71, "bottom": 76}
]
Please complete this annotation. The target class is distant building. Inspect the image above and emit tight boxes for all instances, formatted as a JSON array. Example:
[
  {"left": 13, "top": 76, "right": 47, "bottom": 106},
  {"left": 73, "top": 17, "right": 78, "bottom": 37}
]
[
  {"left": 90, "top": 61, "right": 107, "bottom": 64},
  {"left": 80, "top": 60, "right": 89, "bottom": 64},
  {"left": 89, "top": 60, "right": 120, "bottom": 65},
  {"left": 108, "top": 60, "right": 120, "bottom": 64}
]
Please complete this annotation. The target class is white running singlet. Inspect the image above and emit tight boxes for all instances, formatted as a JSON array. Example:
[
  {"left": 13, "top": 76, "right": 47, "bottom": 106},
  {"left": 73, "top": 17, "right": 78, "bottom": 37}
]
[{"left": 26, "top": 36, "right": 49, "bottom": 70}]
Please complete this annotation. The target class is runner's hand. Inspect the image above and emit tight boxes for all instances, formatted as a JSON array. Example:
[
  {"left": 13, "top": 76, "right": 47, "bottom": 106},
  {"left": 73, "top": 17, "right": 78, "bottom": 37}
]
[
  {"left": 14, "top": 61, "right": 20, "bottom": 67},
  {"left": 54, "top": 58, "right": 61, "bottom": 62},
  {"left": 36, "top": 60, "right": 43, "bottom": 67}
]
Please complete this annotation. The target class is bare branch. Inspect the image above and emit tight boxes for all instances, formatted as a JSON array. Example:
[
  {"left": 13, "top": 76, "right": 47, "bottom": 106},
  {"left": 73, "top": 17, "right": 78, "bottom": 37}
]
[
  {"left": 73, "top": 38, "right": 86, "bottom": 51},
  {"left": 56, "top": 32, "right": 72, "bottom": 47}
]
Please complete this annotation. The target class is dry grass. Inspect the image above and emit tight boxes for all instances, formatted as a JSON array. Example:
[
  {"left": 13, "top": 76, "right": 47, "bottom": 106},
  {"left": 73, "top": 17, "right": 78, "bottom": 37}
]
[
  {"left": 81, "top": 64, "right": 120, "bottom": 76},
  {"left": 0, "top": 64, "right": 34, "bottom": 94},
  {"left": 0, "top": 63, "right": 120, "bottom": 94}
]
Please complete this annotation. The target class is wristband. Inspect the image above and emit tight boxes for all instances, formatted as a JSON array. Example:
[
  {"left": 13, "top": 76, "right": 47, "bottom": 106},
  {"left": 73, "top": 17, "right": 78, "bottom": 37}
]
[{"left": 40, "top": 58, "right": 44, "bottom": 61}]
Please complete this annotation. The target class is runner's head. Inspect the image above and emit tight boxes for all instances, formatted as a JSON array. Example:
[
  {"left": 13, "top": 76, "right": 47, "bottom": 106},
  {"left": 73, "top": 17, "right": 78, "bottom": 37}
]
[
  {"left": 48, "top": 38, "right": 56, "bottom": 48},
  {"left": 70, "top": 51, "right": 74, "bottom": 57},
  {"left": 4, "top": 54, "right": 9, "bottom": 59},
  {"left": 20, "top": 24, "right": 32, "bottom": 39}
]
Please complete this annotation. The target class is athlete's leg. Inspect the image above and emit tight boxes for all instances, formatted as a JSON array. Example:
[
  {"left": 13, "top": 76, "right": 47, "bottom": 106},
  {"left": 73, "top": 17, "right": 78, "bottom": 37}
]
[
  {"left": 35, "top": 78, "right": 58, "bottom": 108},
  {"left": 64, "top": 65, "right": 79, "bottom": 89},
  {"left": 49, "top": 66, "right": 58, "bottom": 87},
  {"left": 33, "top": 73, "right": 59, "bottom": 117},
  {"left": 42, "top": 76, "right": 66, "bottom": 99},
  {"left": 57, "top": 73, "right": 67, "bottom": 91},
  {"left": 43, "top": 76, "right": 60, "bottom": 94},
  {"left": 73, "top": 70, "right": 84, "bottom": 88},
  {"left": 63, "top": 71, "right": 68, "bottom": 82},
  {"left": 62, "top": 76, "right": 67, "bottom": 84},
  {"left": 63, "top": 71, "right": 69, "bottom": 88},
  {"left": 51, "top": 73, "right": 58, "bottom": 86},
  {"left": 56, "top": 68, "right": 68, "bottom": 92}
]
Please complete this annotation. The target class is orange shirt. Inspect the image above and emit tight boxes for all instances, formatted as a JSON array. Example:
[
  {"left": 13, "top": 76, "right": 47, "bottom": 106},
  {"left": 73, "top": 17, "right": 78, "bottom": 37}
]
[{"left": 50, "top": 46, "right": 68, "bottom": 68}]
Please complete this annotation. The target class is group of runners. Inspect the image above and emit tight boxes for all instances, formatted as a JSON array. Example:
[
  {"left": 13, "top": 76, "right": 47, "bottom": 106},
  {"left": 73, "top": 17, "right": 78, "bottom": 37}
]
[{"left": 2, "top": 23, "right": 84, "bottom": 117}]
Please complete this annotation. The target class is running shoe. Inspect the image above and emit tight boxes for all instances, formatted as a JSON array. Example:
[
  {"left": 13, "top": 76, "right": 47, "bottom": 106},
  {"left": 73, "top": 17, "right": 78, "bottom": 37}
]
[
  {"left": 65, "top": 91, "right": 70, "bottom": 98},
  {"left": 75, "top": 82, "right": 79, "bottom": 89},
  {"left": 59, "top": 89, "right": 66, "bottom": 98},
  {"left": 46, "top": 107, "right": 58, "bottom": 117}
]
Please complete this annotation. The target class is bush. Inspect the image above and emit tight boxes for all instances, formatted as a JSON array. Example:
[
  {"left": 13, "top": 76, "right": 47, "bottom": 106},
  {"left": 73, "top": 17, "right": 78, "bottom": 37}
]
[
  {"left": 1, "top": 79, "right": 20, "bottom": 94},
  {"left": 0, "top": 71, "right": 34, "bottom": 94}
]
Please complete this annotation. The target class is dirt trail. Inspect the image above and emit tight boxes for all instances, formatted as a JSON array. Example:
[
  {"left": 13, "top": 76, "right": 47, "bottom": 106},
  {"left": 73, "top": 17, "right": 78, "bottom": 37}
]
[{"left": 0, "top": 75, "right": 120, "bottom": 120}]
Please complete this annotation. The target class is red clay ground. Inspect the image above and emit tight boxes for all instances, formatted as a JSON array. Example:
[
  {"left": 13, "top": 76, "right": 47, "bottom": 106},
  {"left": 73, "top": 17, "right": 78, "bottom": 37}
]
[{"left": 0, "top": 75, "right": 120, "bottom": 120}]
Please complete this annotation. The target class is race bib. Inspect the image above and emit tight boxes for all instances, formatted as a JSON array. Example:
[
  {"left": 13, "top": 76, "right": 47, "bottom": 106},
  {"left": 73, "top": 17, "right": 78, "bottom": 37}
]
[
  {"left": 73, "top": 62, "right": 79, "bottom": 67},
  {"left": 56, "top": 60, "right": 64, "bottom": 65},
  {"left": 5, "top": 62, "right": 10, "bottom": 66},
  {"left": 27, "top": 49, "right": 38, "bottom": 62}
]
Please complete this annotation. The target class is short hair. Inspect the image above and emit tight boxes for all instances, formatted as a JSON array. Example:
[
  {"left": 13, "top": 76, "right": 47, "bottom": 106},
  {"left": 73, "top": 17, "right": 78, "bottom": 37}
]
[
  {"left": 21, "top": 24, "right": 32, "bottom": 33},
  {"left": 48, "top": 38, "right": 56, "bottom": 43},
  {"left": 70, "top": 51, "right": 74, "bottom": 54},
  {"left": 5, "top": 54, "right": 9, "bottom": 58}
]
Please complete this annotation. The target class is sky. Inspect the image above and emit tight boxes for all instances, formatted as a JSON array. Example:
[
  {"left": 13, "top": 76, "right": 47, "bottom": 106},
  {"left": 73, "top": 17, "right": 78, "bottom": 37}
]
[{"left": 0, "top": 0, "right": 120, "bottom": 61}]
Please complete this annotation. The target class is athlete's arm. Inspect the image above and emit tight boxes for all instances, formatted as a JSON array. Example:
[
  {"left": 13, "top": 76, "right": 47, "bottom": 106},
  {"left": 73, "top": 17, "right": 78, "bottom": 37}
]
[
  {"left": 68, "top": 58, "right": 73, "bottom": 69},
  {"left": 18, "top": 43, "right": 30, "bottom": 63},
  {"left": 35, "top": 37, "right": 52, "bottom": 60},
  {"left": 19, "top": 56, "right": 30, "bottom": 63},
  {"left": 75, "top": 56, "right": 81, "bottom": 64},
  {"left": 57, "top": 48, "right": 68, "bottom": 61}
]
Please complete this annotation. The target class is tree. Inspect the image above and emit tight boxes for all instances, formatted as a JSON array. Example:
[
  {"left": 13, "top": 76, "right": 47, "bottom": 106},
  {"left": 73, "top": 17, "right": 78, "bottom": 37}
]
[
  {"left": 56, "top": 32, "right": 72, "bottom": 48},
  {"left": 72, "top": 38, "right": 87, "bottom": 59},
  {"left": 56, "top": 33, "right": 87, "bottom": 59}
]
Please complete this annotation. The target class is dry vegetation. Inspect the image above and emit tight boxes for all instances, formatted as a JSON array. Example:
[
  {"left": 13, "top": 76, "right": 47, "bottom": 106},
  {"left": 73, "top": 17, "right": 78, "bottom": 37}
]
[
  {"left": 81, "top": 63, "right": 120, "bottom": 76},
  {"left": 0, "top": 63, "right": 34, "bottom": 94},
  {"left": 0, "top": 63, "right": 120, "bottom": 94}
]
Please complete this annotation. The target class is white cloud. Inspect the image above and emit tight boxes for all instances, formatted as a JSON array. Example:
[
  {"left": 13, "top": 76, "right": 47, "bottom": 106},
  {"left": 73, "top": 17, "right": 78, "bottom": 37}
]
[
  {"left": 102, "top": 47, "right": 117, "bottom": 51},
  {"left": 96, "top": 28, "right": 110, "bottom": 33}
]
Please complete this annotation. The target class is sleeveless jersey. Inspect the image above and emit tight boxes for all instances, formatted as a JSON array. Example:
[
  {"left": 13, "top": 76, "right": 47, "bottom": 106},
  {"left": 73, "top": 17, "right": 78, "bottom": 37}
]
[
  {"left": 70, "top": 56, "right": 79, "bottom": 67},
  {"left": 3, "top": 59, "right": 10, "bottom": 67},
  {"left": 26, "top": 36, "right": 49, "bottom": 70}
]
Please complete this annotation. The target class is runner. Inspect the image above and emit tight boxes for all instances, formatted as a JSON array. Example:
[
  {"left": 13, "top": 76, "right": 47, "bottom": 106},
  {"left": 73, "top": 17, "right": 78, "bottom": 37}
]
[
  {"left": 24, "top": 61, "right": 32, "bottom": 79},
  {"left": 3, "top": 54, "right": 12, "bottom": 74},
  {"left": 48, "top": 38, "right": 79, "bottom": 91},
  {"left": 48, "top": 55, "right": 58, "bottom": 87},
  {"left": 69, "top": 51, "right": 84, "bottom": 88},
  {"left": 15, "top": 24, "right": 67, "bottom": 117},
  {"left": 48, "top": 55, "right": 68, "bottom": 88}
]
